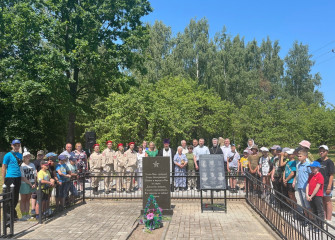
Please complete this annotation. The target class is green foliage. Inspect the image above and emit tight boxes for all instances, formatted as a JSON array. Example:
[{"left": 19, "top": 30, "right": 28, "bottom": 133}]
[
  {"left": 0, "top": 0, "right": 152, "bottom": 151},
  {"left": 90, "top": 76, "right": 233, "bottom": 147}
]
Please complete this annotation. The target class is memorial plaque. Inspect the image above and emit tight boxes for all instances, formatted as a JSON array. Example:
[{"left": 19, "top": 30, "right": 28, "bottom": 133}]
[
  {"left": 199, "top": 155, "right": 226, "bottom": 190},
  {"left": 142, "top": 157, "right": 173, "bottom": 215}
]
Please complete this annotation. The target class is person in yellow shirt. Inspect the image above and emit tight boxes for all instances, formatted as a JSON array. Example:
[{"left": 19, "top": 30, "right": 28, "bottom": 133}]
[{"left": 239, "top": 150, "right": 249, "bottom": 173}]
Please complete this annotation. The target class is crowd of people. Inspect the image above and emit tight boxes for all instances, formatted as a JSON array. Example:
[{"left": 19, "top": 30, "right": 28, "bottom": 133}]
[{"left": 1, "top": 137, "right": 334, "bottom": 227}]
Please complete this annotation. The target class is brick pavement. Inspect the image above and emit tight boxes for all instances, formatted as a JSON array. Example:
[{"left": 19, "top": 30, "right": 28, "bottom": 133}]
[
  {"left": 17, "top": 200, "right": 141, "bottom": 240},
  {"left": 166, "top": 200, "right": 279, "bottom": 240}
]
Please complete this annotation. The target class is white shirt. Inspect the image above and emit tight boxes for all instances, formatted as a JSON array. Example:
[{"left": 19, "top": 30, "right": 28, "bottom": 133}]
[
  {"left": 137, "top": 152, "right": 145, "bottom": 170},
  {"left": 221, "top": 145, "right": 231, "bottom": 162},
  {"left": 20, "top": 162, "right": 37, "bottom": 183}
]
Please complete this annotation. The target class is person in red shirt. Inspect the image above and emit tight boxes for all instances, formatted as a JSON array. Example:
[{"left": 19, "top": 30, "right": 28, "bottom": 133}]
[{"left": 306, "top": 161, "right": 324, "bottom": 228}]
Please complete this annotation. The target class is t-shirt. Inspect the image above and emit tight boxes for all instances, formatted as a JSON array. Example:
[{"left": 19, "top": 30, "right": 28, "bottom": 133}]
[
  {"left": 145, "top": 150, "right": 158, "bottom": 157},
  {"left": 67, "top": 163, "right": 78, "bottom": 174},
  {"left": 296, "top": 161, "right": 311, "bottom": 189},
  {"left": 37, "top": 170, "right": 51, "bottom": 192},
  {"left": 185, "top": 153, "right": 195, "bottom": 170},
  {"left": 316, "top": 158, "right": 335, "bottom": 190},
  {"left": 284, "top": 160, "right": 296, "bottom": 184},
  {"left": 273, "top": 157, "right": 287, "bottom": 178},
  {"left": 34, "top": 159, "right": 42, "bottom": 172},
  {"left": 259, "top": 156, "right": 272, "bottom": 176},
  {"left": 240, "top": 157, "right": 249, "bottom": 168},
  {"left": 3, "top": 151, "right": 22, "bottom": 178},
  {"left": 56, "top": 163, "right": 70, "bottom": 183},
  {"left": 20, "top": 163, "right": 36, "bottom": 183},
  {"left": 308, "top": 172, "right": 324, "bottom": 197},
  {"left": 248, "top": 154, "right": 260, "bottom": 170},
  {"left": 227, "top": 151, "right": 240, "bottom": 168}
]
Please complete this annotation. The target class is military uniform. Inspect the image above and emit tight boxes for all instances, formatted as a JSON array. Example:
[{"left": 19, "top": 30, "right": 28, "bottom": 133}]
[
  {"left": 125, "top": 149, "right": 137, "bottom": 192},
  {"left": 102, "top": 148, "right": 115, "bottom": 193},
  {"left": 89, "top": 151, "right": 103, "bottom": 194},
  {"left": 115, "top": 151, "right": 127, "bottom": 192}
]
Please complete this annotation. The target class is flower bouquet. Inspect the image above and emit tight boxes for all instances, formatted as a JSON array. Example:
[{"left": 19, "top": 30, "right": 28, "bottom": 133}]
[{"left": 141, "top": 195, "right": 163, "bottom": 232}]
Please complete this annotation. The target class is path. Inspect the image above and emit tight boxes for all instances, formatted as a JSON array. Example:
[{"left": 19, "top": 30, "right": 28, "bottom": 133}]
[
  {"left": 17, "top": 200, "right": 141, "bottom": 240},
  {"left": 166, "top": 200, "right": 279, "bottom": 240}
]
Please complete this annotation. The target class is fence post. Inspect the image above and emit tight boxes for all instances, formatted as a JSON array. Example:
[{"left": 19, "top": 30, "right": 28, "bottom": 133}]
[
  {"left": 37, "top": 180, "right": 42, "bottom": 224},
  {"left": 9, "top": 184, "right": 14, "bottom": 236},
  {"left": 2, "top": 184, "right": 7, "bottom": 236},
  {"left": 245, "top": 174, "right": 249, "bottom": 199},
  {"left": 82, "top": 173, "right": 86, "bottom": 204}
]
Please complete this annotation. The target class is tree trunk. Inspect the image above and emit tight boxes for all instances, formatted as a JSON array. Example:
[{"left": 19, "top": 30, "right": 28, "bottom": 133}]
[{"left": 66, "top": 67, "right": 79, "bottom": 145}]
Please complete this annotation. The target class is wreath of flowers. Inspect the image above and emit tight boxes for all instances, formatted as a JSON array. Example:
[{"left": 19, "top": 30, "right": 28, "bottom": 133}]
[{"left": 142, "top": 195, "right": 163, "bottom": 231}]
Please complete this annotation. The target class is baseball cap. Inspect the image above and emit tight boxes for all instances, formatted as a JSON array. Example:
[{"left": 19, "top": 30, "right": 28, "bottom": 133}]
[
  {"left": 11, "top": 139, "right": 21, "bottom": 145},
  {"left": 251, "top": 145, "right": 258, "bottom": 150},
  {"left": 70, "top": 157, "right": 77, "bottom": 162},
  {"left": 286, "top": 149, "right": 295, "bottom": 155},
  {"left": 45, "top": 152, "right": 57, "bottom": 158},
  {"left": 260, "top": 147, "right": 269, "bottom": 152},
  {"left": 40, "top": 160, "right": 49, "bottom": 166},
  {"left": 308, "top": 161, "right": 321, "bottom": 168},
  {"left": 270, "top": 145, "right": 280, "bottom": 150},
  {"left": 319, "top": 145, "right": 329, "bottom": 151},
  {"left": 37, "top": 150, "right": 45, "bottom": 155},
  {"left": 58, "top": 155, "right": 68, "bottom": 161},
  {"left": 282, "top": 147, "right": 290, "bottom": 153},
  {"left": 276, "top": 147, "right": 282, "bottom": 152},
  {"left": 243, "top": 149, "right": 249, "bottom": 153},
  {"left": 299, "top": 140, "right": 311, "bottom": 149}
]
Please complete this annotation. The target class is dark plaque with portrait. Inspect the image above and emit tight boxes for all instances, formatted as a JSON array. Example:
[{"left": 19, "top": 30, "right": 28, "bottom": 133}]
[{"left": 199, "top": 155, "right": 226, "bottom": 190}]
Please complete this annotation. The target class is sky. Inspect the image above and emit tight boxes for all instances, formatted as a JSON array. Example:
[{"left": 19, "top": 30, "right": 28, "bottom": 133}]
[{"left": 143, "top": 0, "right": 335, "bottom": 106}]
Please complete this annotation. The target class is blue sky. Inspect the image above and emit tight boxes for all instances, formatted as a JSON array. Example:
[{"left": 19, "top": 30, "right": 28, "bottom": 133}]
[{"left": 143, "top": 0, "right": 335, "bottom": 106}]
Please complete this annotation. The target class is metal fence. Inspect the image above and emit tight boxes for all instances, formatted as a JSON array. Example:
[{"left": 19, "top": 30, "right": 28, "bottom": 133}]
[
  {"left": 36, "top": 174, "right": 86, "bottom": 224},
  {"left": 245, "top": 172, "right": 335, "bottom": 240},
  {"left": 0, "top": 184, "right": 15, "bottom": 238},
  {"left": 82, "top": 172, "right": 246, "bottom": 200}
]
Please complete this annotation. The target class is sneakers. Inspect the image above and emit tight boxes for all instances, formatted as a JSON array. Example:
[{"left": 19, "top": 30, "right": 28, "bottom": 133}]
[
  {"left": 30, "top": 209, "right": 36, "bottom": 216},
  {"left": 19, "top": 215, "right": 28, "bottom": 221}
]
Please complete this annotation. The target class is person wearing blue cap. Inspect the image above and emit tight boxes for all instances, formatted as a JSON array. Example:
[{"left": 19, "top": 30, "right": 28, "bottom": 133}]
[
  {"left": 306, "top": 161, "right": 324, "bottom": 228},
  {"left": 2, "top": 139, "right": 23, "bottom": 220}
]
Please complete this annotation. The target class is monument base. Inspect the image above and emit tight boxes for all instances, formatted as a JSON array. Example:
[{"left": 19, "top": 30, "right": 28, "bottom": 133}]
[{"left": 141, "top": 208, "right": 173, "bottom": 215}]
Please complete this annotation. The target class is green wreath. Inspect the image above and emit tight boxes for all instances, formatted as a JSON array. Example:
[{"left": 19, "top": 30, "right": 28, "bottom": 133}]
[{"left": 143, "top": 195, "right": 163, "bottom": 230}]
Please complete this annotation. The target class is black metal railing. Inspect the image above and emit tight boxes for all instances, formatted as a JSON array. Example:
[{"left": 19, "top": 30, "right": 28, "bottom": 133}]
[
  {"left": 36, "top": 174, "right": 86, "bottom": 224},
  {"left": 245, "top": 172, "right": 335, "bottom": 240},
  {"left": 82, "top": 172, "right": 246, "bottom": 200},
  {"left": 1, "top": 184, "right": 15, "bottom": 238}
]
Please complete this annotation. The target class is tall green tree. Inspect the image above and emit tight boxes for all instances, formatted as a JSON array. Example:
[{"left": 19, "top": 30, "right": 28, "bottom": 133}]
[{"left": 0, "top": 0, "right": 152, "bottom": 150}]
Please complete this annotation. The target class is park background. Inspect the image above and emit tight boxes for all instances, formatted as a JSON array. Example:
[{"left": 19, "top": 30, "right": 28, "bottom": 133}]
[{"left": 1, "top": 0, "right": 335, "bottom": 154}]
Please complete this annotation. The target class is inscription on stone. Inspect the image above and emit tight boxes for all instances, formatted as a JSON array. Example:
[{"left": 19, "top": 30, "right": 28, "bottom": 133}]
[{"left": 142, "top": 157, "right": 172, "bottom": 213}]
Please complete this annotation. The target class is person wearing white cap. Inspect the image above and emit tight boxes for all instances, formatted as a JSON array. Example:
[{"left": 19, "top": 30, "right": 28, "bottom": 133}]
[
  {"left": 258, "top": 147, "right": 271, "bottom": 197},
  {"left": 316, "top": 145, "right": 334, "bottom": 222},
  {"left": 283, "top": 149, "right": 297, "bottom": 204},
  {"left": 2, "top": 139, "right": 23, "bottom": 220},
  {"left": 19, "top": 150, "right": 37, "bottom": 221}
]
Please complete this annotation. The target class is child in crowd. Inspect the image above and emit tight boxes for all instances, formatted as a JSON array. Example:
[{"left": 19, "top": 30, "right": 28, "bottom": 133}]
[
  {"left": 317, "top": 145, "right": 334, "bottom": 222},
  {"left": 258, "top": 147, "right": 272, "bottom": 197},
  {"left": 306, "top": 161, "right": 324, "bottom": 228},
  {"left": 227, "top": 144, "right": 240, "bottom": 193},
  {"left": 19, "top": 150, "right": 37, "bottom": 220},
  {"left": 67, "top": 157, "right": 79, "bottom": 202},
  {"left": 31, "top": 150, "right": 44, "bottom": 216},
  {"left": 185, "top": 145, "right": 196, "bottom": 190},
  {"left": 36, "top": 160, "right": 55, "bottom": 220},
  {"left": 271, "top": 147, "right": 286, "bottom": 197},
  {"left": 239, "top": 150, "right": 249, "bottom": 191},
  {"left": 45, "top": 152, "right": 58, "bottom": 216},
  {"left": 56, "top": 155, "right": 72, "bottom": 211},
  {"left": 283, "top": 149, "right": 297, "bottom": 206},
  {"left": 294, "top": 149, "right": 312, "bottom": 217}
]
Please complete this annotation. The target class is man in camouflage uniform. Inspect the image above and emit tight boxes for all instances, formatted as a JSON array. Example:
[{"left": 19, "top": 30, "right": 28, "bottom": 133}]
[
  {"left": 102, "top": 140, "right": 115, "bottom": 194},
  {"left": 125, "top": 142, "right": 137, "bottom": 193},
  {"left": 115, "top": 143, "right": 126, "bottom": 192},
  {"left": 89, "top": 144, "right": 103, "bottom": 195}
]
